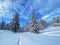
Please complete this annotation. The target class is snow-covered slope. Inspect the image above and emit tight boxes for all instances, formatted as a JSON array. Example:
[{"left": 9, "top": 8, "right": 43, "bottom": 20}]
[
  {"left": 0, "top": 27, "right": 60, "bottom": 45},
  {"left": 0, "top": 30, "right": 19, "bottom": 45},
  {"left": 20, "top": 27, "right": 60, "bottom": 45}
]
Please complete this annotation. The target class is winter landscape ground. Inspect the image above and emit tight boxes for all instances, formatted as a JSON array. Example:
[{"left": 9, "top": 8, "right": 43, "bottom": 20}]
[{"left": 0, "top": 26, "right": 60, "bottom": 45}]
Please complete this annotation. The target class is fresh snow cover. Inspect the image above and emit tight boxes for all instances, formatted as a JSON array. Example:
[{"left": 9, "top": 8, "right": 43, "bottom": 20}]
[
  {"left": 0, "top": 27, "right": 60, "bottom": 45},
  {"left": 19, "top": 27, "right": 60, "bottom": 45},
  {"left": 0, "top": 30, "right": 20, "bottom": 45}
]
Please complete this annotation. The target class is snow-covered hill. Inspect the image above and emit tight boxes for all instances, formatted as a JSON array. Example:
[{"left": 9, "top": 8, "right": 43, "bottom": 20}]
[
  {"left": 20, "top": 27, "right": 60, "bottom": 45},
  {"left": 0, "top": 27, "right": 60, "bottom": 45}
]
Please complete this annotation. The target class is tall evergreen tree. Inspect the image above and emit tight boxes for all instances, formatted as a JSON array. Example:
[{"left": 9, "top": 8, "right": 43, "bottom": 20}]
[
  {"left": 0, "top": 22, "right": 2, "bottom": 30},
  {"left": 0, "top": 20, "right": 7, "bottom": 30},
  {"left": 10, "top": 13, "right": 20, "bottom": 32},
  {"left": 29, "top": 12, "right": 39, "bottom": 33},
  {"left": 24, "top": 21, "right": 29, "bottom": 32},
  {"left": 6, "top": 23, "right": 10, "bottom": 30}
]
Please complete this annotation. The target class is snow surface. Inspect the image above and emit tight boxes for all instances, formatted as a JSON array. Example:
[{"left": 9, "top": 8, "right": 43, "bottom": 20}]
[
  {"left": 0, "top": 27, "right": 60, "bottom": 45},
  {"left": 0, "top": 30, "right": 20, "bottom": 45},
  {"left": 19, "top": 27, "right": 60, "bottom": 45}
]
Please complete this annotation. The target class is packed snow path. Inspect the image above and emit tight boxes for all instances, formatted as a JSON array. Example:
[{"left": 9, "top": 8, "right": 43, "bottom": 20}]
[{"left": 17, "top": 34, "right": 23, "bottom": 45}]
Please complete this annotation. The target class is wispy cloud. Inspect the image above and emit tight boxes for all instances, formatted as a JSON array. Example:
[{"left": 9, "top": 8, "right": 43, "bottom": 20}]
[
  {"left": 41, "top": 15, "right": 50, "bottom": 20},
  {"left": 0, "top": 0, "right": 60, "bottom": 26},
  {"left": 0, "top": 0, "right": 12, "bottom": 17}
]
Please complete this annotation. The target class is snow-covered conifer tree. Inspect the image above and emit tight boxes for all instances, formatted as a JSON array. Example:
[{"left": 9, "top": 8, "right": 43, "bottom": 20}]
[
  {"left": 24, "top": 21, "right": 29, "bottom": 32},
  {"left": 38, "top": 19, "right": 49, "bottom": 30},
  {"left": 29, "top": 12, "right": 39, "bottom": 33},
  {"left": 0, "top": 20, "right": 7, "bottom": 30},
  {"left": 10, "top": 13, "right": 20, "bottom": 32}
]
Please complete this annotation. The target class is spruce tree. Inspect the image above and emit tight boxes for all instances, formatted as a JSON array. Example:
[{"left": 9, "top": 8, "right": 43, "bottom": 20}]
[
  {"left": 10, "top": 13, "right": 20, "bottom": 32},
  {"left": 24, "top": 21, "right": 29, "bottom": 32},
  {"left": 29, "top": 12, "right": 39, "bottom": 33},
  {"left": 0, "top": 20, "right": 7, "bottom": 30}
]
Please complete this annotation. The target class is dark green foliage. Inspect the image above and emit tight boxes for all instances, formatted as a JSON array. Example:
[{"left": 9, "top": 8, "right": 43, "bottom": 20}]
[{"left": 0, "top": 20, "right": 7, "bottom": 30}]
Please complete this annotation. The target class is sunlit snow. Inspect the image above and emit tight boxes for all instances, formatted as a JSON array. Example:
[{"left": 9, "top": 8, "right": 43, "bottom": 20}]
[{"left": 0, "top": 27, "right": 60, "bottom": 45}]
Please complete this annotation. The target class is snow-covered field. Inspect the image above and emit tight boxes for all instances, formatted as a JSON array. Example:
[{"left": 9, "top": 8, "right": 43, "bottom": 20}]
[
  {"left": 20, "top": 27, "right": 60, "bottom": 45},
  {"left": 0, "top": 27, "right": 60, "bottom": 45},
  {"left": 0, "top": 30, "right": 20, "bottom": 45}
]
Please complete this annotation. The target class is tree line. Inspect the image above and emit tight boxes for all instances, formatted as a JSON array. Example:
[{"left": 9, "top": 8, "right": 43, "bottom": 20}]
[
  {"left": 0, "top": 13, "right": 20, "bottom": 32},
  {"left": 23, "top": 12, "right": 60, "bottom": 33},
  {"left": 0, "top": 12, "right": 60, "bottom": 33}
]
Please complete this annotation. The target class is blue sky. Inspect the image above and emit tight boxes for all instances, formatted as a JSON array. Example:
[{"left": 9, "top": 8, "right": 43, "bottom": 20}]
[{"left": 0, "top": 0, "right": 60, "bottom": 26}]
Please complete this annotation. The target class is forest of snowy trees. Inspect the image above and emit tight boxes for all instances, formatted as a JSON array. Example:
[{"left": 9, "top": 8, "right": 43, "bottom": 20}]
[
  {"left": 23, "top": 12, "right": 49, "bottom": 33},
  {"left": 0, "top": 13, "right": 20, "bottom": 32},
  {"left": 0, "top": 12, "right": 60, "bottom": 33},
  {"left": 22, "top": 12, "right": 60, "bottom": 33}
]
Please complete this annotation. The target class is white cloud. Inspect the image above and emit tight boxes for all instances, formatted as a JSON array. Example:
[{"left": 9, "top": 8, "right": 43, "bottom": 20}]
[
  {"left": 41, "top": 15, "right": 50, "bottom": 20},
  {"left": 0, "top": 0, "right": 12, "bottom": 18}
]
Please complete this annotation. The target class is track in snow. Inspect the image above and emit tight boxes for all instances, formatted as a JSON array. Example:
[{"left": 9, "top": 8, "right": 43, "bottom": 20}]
[{"left": 17, "top": 35, "right": 23, "bottom": 45}]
